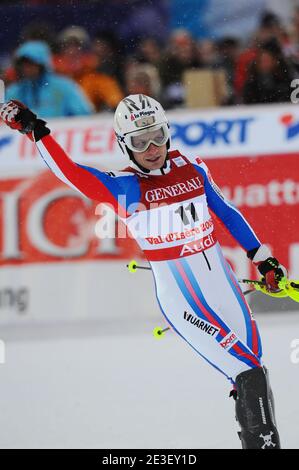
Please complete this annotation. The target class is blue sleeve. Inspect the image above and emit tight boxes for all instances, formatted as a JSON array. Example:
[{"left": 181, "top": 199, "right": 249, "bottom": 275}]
[
  {"left": 77, "top": 165, "right": 141, "bottom": 213},
  {"left": 193, "top": 161, "right": 261, "bottom": 251}
]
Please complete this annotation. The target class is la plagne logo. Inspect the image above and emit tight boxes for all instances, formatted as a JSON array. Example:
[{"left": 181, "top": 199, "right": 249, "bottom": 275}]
[{"left": 280, "top": 114, "right": 299, "bottom": 140}]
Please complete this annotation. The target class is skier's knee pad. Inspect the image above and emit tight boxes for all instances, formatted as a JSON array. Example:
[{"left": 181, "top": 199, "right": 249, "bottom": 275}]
[{"left": 235, "top": 366, "right": 281, "bottom": 449}]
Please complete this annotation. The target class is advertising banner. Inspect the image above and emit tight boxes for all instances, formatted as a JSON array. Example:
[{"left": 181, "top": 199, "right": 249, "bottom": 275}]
[
  {"left": 1, "top": 104, "right": 299, "bottom": 174},
  {"left": 0, "top": 104, "right": 298, "bottom": 323}
]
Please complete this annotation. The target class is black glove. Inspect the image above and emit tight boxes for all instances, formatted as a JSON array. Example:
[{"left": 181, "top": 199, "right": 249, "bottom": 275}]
[{"left": 0, "top": 100, "right": 50, "bottom": 141}]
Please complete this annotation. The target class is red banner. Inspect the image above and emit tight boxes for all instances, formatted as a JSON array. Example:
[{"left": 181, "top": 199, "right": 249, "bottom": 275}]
[
  {"left": 206, "top": 153, "right": 299, "bottom": 270},
  {"left": 0, "top": 153, "right": 298, "bottom": 277},
  {"left": 0, "top": 171, "right": 140, "bottom": 265}
]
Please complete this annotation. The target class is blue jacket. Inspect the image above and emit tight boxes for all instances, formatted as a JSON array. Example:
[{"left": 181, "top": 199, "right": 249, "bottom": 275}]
[{"left": 7, "top": 41, "right": 93, "bottom": 118}]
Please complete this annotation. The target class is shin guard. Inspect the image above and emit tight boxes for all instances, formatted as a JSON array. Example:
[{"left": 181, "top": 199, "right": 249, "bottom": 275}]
[{"left": 235, "top": 367, "right": 281, "bottom": 449}]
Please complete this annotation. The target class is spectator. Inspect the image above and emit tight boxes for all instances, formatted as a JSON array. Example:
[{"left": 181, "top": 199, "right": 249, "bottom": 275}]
[
  {"left": 52, "top": 27, "right": 123, "bottom": 112},
  {"left": 197, "top": 39, "right": 219, "bottom": 68},
  {"left": 135, "top": 37, "right": 162, "bottom": 67},
  {"left": 79, "top": 70, "right": 124, "bottom": 112},
  {"left": 3, "top": 21, "right": 56, "bottom": 86},
  {"left": 234, "top": 11, "right": 288, "bottom": 100},
  {"left": 92, "top": 31, "right": 124, "bottom": 85},
  {"left": 217, "top": 37, "right": 240, "bottom": 104},
  {"left": 125, "top": 63, "right": 161, "bottom": 100},
  {"left": 53, "top": 26, "right": 97, "bottom": 81},
  {"left": 286, "top": 6, "right": 299, "bottom": 72},
  {"left": 258, "top": 11, "right": 288, "bottom": 46},
  {"left": 159, "top": 29, "right": 201, "bottom": 108},
  {"left": 242, "top": 39, "right": 294, "bottom": 104},
  {"left": 6, "top": 40, "right": 93, "bottom": 118}
]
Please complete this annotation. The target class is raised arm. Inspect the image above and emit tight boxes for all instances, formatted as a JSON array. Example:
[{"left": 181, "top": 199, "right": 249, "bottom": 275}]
[
  {"left": 0, "top": 100, "right": 140, "bottom": 216},
  {"left": 36, "top": 134, "right": 129, "bottom": 212}
]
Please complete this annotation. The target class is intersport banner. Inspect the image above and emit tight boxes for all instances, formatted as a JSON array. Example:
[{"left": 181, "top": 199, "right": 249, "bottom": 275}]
[
  {"left": 1, "top": 103, "right": 299, "bottom": 174},
  {"left": 0, "top": 104, "right": 298, "bottom": 322}
]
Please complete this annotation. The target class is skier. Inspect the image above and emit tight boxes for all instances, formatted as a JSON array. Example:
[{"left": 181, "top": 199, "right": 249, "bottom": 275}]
[{"left": 0, "top": 95, "right": 286, "bottom": 449}]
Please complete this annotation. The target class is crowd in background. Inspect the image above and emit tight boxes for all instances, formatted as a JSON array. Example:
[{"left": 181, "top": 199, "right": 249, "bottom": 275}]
[{"left": 1, "top": 7, "right": 299, "bottom": 118}]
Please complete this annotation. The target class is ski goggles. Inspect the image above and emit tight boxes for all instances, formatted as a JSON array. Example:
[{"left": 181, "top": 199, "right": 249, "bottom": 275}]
[{"left": 124, "top": 123, "right": 169, "bottom": 153}]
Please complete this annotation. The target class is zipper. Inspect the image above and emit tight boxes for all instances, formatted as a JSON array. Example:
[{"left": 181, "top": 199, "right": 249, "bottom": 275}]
[{"left": 202, "top": 251, "right": 211, "bottom": 271}]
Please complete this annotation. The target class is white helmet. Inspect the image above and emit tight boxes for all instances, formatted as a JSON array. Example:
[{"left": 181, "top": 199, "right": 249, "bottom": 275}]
[{"left": 114, "top": 94, "right": 171, "bottom": 164}]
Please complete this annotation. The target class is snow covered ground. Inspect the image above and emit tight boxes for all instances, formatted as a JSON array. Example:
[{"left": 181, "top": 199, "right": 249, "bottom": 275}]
[{"left": 0, "top": 311, "right": 298, "bottom": 449}]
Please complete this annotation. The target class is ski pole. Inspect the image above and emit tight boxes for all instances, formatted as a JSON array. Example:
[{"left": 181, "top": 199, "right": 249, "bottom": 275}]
[
  {"left": 239, "top": 277, "right": 299, "bottom": 302},
  {"left": 153, "top": 326, "right": 171, "bottom": 339},
  {"left": 126, "top": 260, "right": 151, "bottom": 273},
  {"left": 127, "top": 261, "right": 259, "bottom": 297}
]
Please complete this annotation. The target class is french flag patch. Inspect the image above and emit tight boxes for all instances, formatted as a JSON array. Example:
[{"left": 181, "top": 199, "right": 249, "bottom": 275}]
[{"left": 173, "top": 156, "right": 187, "bottom": 167}]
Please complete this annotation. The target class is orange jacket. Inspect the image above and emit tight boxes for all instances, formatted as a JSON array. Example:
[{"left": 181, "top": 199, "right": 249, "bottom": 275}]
[{"left": 79, "top": 72, "right": 124, "bottom": 111}]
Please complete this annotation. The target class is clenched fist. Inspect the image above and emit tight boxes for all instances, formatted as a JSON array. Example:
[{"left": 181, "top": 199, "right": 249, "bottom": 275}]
[{"left": 0, "top": 100, "right": 50, "bottom": 141}]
